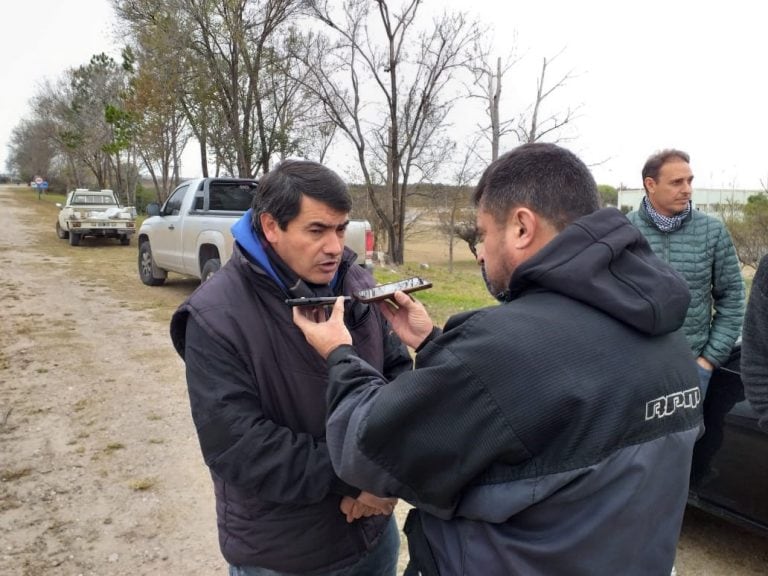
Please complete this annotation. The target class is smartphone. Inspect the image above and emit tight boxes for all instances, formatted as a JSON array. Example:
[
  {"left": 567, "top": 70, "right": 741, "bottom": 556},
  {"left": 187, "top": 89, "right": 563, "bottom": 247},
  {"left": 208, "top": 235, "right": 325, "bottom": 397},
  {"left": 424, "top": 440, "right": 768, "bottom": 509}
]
[
  {"left": 285, "top": 296, "right": 352, "bottom": 307},
  {"left": 353, "top": 277, "right": 433, "bottom": 303}
]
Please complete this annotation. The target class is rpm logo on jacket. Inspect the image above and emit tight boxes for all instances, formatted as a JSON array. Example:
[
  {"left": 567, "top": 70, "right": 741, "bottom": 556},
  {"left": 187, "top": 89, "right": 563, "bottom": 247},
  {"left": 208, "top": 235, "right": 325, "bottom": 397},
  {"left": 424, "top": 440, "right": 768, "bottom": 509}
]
[{"left": 645, "top": 387, "right": 701, "bottom": 420}]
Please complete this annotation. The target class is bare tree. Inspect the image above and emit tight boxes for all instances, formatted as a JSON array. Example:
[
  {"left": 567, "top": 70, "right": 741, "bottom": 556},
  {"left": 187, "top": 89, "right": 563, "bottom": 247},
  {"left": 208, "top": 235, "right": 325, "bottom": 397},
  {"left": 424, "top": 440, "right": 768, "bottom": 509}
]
[
  {"left": 297, "top": 0, "right": 479, "bottom": 264},
  {"left": 469, "top": 44, "right": 580, "bottom": 162},
  {"left": 466, "top": 38, "right": 519, "bottom": 162},
  {"left": 438, "top": 137, "right": 484, "bottom": 271},
  {"left": 185, "top": 0, "right": 303, "bottom": 176},
  {"left": 115, "top": 0, "right": 306, "bottom": 178},
  {"left": 514, "top": 52, "right": 579, "bottom": 144},
  {"left": 114, "top": 2, "right": 192, "bottom": 199}
]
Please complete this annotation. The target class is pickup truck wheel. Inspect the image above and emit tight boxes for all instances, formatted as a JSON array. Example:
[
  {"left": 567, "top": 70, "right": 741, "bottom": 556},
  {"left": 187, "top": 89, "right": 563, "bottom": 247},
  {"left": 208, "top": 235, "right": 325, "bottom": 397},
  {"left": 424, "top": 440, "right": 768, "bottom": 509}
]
[
  {"left": 138, "top": 241, "right": 167, "bottom": 286},
  {"left": 120, "top": 236, "right": 131, "bottom": 246},
  {"left": 56, "top": 222, "right": 69, "bottom": 240},
  {"left": 201, "top": 258, "right": 221, "bottom": 282},
  {"left": 69, "top": 232, "right": 81, "bottom": 246}
]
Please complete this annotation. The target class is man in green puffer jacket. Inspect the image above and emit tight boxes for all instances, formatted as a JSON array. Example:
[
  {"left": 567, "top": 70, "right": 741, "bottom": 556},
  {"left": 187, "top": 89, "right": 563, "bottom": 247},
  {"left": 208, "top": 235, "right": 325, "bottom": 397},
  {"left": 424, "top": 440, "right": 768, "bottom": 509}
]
[{"left": 627, "top": 149, "right": 744, "bottom": 398}]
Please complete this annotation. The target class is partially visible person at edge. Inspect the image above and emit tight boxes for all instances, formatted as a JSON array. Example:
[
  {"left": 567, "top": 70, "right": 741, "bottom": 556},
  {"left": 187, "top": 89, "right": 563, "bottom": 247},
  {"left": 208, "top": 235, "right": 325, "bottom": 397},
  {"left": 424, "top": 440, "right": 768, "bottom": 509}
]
[
  {"left": 627, "top": 149, "right": 744, "bottom": 398},
  {"left": 742, "top": 252, "right": 768, "bottom": 428},
  {"left": 169, "top": 159, "right": 413, "bottom": 576},
  {"left": 292, "top": 143, "right": 704, "bottom": 576}
]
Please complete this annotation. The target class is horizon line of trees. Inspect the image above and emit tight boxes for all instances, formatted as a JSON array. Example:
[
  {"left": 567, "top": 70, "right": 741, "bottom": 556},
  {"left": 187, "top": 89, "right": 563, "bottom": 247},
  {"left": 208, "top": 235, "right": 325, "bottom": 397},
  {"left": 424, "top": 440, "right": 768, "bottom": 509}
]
[{"left": 4, "top": 0, "right": 600, "bottom": 264}]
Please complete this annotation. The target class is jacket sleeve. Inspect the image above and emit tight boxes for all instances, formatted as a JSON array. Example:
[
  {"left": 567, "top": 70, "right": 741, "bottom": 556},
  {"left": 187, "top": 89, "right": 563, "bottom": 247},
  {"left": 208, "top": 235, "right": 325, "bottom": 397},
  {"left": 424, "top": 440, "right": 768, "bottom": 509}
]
[
  {"left": 324, "top": 334, "right": 529, "bottom": 520},
  {"left": 183, "top": 314, "right": 357, "bottom": 504},
  {"left": 379, "top": 314, "right": 414, "bottom": 380},
  {"left": 742, "top": 255, "right": 768, "bottom": 428},
  {"left": 702, "top": 223, "right": 745, "bottom": 366}
]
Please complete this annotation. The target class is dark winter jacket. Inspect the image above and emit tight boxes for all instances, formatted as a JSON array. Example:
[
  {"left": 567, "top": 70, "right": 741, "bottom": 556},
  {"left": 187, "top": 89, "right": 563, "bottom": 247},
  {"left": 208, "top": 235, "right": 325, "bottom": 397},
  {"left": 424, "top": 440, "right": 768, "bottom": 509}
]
[
  {"left": 169, "top": 214, "right": 412, "bottom": 573},
  {"left": 322, "top": 208, "right": 703, "bottom": 576},
  {"left": 627, "top": 202, "right": 744, "bottom": 367},
  {"left": 742, "top": 253, "right": 768, "bottom": 428}
]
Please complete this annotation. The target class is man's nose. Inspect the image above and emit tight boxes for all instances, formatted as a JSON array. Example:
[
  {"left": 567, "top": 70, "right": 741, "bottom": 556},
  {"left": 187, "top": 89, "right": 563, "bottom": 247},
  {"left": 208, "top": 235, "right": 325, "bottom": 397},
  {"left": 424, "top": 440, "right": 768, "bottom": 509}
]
[{"left": 325, "top": 233, "right": 344, "bottom": 255}]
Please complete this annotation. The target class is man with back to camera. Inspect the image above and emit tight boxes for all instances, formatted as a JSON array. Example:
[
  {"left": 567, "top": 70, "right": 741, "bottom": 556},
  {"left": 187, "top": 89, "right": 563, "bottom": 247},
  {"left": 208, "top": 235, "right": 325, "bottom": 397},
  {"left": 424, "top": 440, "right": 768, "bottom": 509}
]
[
  {"left": 292, "top": 143, "right": 704, "bottom": 576},
  {"left": 742, "top": 252, "right": 768, "bottom": 428},
  {"left": 627, "top": 149, "right": 744, "bottom": 397},
  {"left": 169, "top": 159, "right": 413, "bottom": 576}
]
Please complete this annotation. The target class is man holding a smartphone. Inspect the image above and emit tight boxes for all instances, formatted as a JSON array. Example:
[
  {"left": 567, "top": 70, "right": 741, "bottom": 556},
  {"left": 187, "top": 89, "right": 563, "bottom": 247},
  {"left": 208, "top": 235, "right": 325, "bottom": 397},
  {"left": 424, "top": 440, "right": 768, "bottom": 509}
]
[
  {"left": 294, "top": 143, "right": 703, "bottom": 576},
  {"left": 170, "top": 159, "right": 412, "bottom": 576}
]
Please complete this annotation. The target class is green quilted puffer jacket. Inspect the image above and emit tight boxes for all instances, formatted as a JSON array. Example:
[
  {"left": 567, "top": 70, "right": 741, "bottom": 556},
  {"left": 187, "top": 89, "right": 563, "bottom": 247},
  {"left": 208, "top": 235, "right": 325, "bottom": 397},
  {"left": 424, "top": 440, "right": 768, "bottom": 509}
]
[{"left": 627, "top": 202, "right": 744, "bottom": 367}]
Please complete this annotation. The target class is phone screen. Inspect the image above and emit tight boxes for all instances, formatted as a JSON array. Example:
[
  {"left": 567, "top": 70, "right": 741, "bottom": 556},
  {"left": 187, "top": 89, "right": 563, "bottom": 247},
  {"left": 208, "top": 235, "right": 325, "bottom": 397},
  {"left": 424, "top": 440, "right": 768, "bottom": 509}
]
[
  {"left": 353, "top": 277, "right": 432, "bottom": 303},
  {"left": 285, "top": 296, "right": 351, "bottom": 307}
]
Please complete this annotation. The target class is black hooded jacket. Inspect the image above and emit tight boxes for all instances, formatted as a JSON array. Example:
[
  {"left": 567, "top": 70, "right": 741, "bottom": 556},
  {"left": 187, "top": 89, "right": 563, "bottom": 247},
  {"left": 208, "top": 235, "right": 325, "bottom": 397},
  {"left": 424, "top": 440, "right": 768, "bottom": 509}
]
[{"left": 322, "top": 208, "right": 703, "bottom": 576}]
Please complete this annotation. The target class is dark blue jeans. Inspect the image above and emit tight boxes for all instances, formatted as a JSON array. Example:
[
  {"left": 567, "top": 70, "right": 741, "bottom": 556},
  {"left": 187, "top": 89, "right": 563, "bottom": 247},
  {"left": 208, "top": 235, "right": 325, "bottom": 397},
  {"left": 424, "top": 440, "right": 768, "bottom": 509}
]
[{"left": 228, "top": 516, "right": 400, "bottom": 576}]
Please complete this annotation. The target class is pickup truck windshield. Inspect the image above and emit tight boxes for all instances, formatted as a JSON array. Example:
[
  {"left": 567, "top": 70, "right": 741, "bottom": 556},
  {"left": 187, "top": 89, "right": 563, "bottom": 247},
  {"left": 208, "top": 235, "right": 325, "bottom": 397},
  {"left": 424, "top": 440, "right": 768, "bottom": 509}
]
[{"left": 72, "top": 194, "right": 117, "bottom": 205}]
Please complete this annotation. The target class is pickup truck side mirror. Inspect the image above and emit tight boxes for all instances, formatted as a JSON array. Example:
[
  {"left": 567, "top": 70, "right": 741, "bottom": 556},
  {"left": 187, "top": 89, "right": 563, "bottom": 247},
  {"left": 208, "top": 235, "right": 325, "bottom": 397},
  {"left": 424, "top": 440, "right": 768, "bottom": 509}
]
[{"left": 146, "top": 203, "right": 161, "bottom": 217}]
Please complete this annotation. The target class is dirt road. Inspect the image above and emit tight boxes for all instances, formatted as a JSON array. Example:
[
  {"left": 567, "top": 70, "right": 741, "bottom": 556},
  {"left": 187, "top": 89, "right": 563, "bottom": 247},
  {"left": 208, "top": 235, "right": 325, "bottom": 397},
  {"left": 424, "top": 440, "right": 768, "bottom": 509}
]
[
  {"left": 0, "top": 187, "right": 222, "bottom": 575},
  {"left": 1, "top": 186, "right": 766, "bottom": 575}
]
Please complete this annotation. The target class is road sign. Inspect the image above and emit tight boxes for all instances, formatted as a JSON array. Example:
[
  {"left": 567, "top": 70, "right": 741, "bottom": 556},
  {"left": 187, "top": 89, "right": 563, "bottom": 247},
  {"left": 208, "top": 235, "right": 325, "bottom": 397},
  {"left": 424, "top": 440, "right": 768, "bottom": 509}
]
[{"left": 34, "top": 176, "right": 43, "bottom": 185}]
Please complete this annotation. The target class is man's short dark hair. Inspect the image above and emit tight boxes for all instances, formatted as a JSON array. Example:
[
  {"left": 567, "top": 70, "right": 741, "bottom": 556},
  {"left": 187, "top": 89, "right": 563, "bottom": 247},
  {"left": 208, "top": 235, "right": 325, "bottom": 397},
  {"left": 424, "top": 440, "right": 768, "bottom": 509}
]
[
  {"left": 251, "top": 159, "right": 352, "bottom": 232},
  {"left": 641, "top": 149, "right": 690, "bottom": 193},
  {"left": 473, "top": 142, "right": 600, "bottom": 231}
]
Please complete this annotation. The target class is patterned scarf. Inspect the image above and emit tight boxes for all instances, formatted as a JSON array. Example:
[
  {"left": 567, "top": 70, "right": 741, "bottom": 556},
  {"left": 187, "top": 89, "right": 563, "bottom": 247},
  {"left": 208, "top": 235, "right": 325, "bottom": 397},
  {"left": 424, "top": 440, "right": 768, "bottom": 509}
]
[{"left": 642, "top": 196, "right": 691, "bottom": 233}]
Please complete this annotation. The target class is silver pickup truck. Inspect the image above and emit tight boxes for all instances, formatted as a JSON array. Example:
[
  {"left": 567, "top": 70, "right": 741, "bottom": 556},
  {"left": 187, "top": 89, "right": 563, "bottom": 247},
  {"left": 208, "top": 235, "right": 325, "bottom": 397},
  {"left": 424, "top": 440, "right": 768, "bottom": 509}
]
[{"left": 137, "top": 177, "right": 373, "bottom": 286}]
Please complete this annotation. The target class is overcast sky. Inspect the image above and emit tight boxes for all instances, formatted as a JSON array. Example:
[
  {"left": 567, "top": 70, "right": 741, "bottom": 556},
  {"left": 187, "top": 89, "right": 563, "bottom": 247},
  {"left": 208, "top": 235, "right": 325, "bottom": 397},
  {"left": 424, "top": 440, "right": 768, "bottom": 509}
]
[{"left": 2, "top": 0, "right": 766, "bottom": 190}]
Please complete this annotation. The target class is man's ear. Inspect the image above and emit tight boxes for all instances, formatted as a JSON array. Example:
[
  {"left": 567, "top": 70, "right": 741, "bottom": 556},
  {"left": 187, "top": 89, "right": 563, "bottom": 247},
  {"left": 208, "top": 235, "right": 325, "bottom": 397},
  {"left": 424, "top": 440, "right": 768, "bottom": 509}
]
[
  {"left": 507, "top": 207, "right": 537, "bottom": 248},
  {"left": 644, "top": 176, "right": 657, "bottom": 195},
  {"left": 260, "top": 212, "right": 280, "bottom": 243}
]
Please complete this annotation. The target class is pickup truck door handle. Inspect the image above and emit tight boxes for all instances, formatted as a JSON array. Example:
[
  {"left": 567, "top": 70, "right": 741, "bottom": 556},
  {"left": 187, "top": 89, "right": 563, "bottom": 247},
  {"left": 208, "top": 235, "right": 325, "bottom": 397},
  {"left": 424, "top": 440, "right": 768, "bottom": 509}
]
[{"left": 168, "top": 225, "right": 175, "bottom": 230}]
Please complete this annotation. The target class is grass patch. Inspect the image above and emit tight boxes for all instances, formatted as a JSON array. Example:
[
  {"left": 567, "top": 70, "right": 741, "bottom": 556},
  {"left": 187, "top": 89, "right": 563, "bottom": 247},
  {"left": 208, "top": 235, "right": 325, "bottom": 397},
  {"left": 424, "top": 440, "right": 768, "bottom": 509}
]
[
  {"left": 128, "top": 477, "right": 156, "bottom": 491},
  {"left": 104, "top": 442, "right": 125, "bottom": 454},
  {"left": 15, "top": 323, "right": 34, "bottom": 336},
  {"left": 73, "top": 399, "right": 89, "bottom": 413},
  {"left": 374, "top": 262, "right": 495, "bottom": 326},
  {"left": 1, "top": 467, "right": 33, "bottom": 482},
  {"left": 0, "top": 492, "right": 21, "bottom": 512}
]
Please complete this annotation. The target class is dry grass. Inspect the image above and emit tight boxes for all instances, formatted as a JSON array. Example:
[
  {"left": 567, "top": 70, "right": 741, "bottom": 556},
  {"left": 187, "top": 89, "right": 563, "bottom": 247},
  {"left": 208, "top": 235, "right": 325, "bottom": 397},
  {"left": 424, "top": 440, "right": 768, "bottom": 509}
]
[
  {"left": 128, "top": 477, "right": 157, "bottom": 491},
  {"left": 1, "top": 467, "right": 33, "bottom": 482}
]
